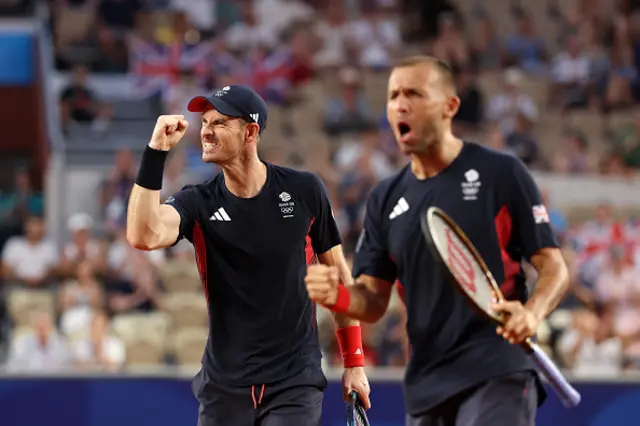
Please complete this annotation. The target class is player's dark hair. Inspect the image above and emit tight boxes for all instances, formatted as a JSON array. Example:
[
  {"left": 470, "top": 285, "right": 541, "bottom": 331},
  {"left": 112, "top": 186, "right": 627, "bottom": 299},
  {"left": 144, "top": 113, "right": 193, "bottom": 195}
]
[{"left": 393, "top": 55, "right": 457, "bottom": 93}]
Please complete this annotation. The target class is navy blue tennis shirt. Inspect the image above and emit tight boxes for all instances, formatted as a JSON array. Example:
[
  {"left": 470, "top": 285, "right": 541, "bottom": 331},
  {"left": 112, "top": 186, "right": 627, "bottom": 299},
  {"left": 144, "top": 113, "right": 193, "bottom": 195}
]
[
  {"left": 165, "top": 164, "right": 341, "bottom": 386},
  {"left": 353, "top": 142, "right": 558, "bottom": 416}
]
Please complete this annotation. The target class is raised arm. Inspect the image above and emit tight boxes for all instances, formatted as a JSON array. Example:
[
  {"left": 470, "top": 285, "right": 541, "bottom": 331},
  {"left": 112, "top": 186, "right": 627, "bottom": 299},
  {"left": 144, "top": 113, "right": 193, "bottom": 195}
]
[
  {"left": 126, "top": 115, "right": 189, "bottom": 251},
  {"left": 307, "top": 188, "right": 397, "bottom": 323}
]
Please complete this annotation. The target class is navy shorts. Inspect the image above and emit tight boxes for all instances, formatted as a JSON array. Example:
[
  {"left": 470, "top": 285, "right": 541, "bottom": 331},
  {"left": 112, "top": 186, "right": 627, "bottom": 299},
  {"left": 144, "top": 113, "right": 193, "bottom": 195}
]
[
  {"left": 193, "top": 366, "right": 326, "bottom": 426},
  {"left": 406, "top": 371, "right": 538, "bottom": 426}
]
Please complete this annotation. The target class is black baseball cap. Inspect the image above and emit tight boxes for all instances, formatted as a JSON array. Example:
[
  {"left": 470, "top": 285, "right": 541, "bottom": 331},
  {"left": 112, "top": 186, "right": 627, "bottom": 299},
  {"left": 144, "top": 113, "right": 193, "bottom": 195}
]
[{"left": 187, "top": 84, "right": 268, "bottom": 134}]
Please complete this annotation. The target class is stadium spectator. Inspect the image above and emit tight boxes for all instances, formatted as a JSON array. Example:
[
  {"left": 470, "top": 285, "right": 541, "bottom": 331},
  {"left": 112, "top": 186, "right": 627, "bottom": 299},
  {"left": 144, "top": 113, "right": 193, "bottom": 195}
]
[
  {"left": 6, "top": 312, "right": 71, "bottom": 372},
  {"left": 486, "top": 67, "right": 538, "bottom": 135},
  {"left": 59, "top": 65, "right": 112, "bottom": 134},
  {"left": 59, "top": 260, "right": 104, "bottom": 338},
  {"left": 59, "top": 213, "right": 105, "bottom": 277},
  {"left": 557, "top": 309, "right": 624, "bottom": 376},
  {"left": 71, "top": 310, "right": 125, "bottom": 371},
  {"left": 348, "top": 1, "right": 400, "bottom": 70},
  {"left": 552, "top": 130, "right": 597, "bottom": 174},
  {"left": 0, "top": 168, "right": 43, "bottom": 249},
  {"left": 505, "top": 113, "right": 540, "bottom": 167},
  {"left": 1, "top": 215, "right": 58, "bottom": 289},
  {"left": 452, "top": 65, "right": 484, "bottom": 133},
  {"left": 106, "top": 229, "right": 165, "bottom": 314},
  {"left": 471, "top": 15, "right": 503, "bottom": 71},
  {"left": 334, "top": 126, "right": 395, "bottom": 182},
  {"left": 505, "top": 11, "right": 548, "bottom": 75},
  {"left": 224, "top": 0, "right": 276, "bottom": 52},
  {"left": 323, "top": 67, "right": 375, "bottom": 136},
  {"left": 549, "top": 34, "right": 594, "bottom": 114},
  {"left": 100, "top": 149, "right": 136, "bottom": 231},
  {"left": 430, "top": 12, "right": 470, "bottom": 70},
  {"left": 313, "top": 1, "right": 352, "bottom": 70}
]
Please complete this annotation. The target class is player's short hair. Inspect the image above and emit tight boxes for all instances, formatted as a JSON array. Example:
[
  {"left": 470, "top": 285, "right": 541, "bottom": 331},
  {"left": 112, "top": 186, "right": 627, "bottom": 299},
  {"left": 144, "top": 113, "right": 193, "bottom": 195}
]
[{"left": 393, "top": 55, "right": 456, "bottom": 93}]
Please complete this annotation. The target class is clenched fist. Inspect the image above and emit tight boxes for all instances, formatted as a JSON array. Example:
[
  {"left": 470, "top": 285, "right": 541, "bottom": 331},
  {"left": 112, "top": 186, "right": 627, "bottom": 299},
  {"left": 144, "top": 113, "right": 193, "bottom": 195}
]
[
  {"left": 149, "top": 115, "right": 189, "bottom": 151},
  {"left": 305, "top": 264, "right": 340, "bottom": 307}
]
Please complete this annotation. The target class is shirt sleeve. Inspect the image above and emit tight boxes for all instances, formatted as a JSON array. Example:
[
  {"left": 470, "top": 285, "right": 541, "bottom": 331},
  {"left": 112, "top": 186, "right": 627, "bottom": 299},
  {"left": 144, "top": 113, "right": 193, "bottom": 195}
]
[
  {"left": 308, "top": 174, "right": 342, "bottom": 254},
  {"left": 352, "top": 193, "right": 397, "bottom": 283},
  {"left": 506, "top": 158, "right": 559, "bottom": 261},
  {"left": 163, "top": 185, "right": 201, "bottom": 243}
]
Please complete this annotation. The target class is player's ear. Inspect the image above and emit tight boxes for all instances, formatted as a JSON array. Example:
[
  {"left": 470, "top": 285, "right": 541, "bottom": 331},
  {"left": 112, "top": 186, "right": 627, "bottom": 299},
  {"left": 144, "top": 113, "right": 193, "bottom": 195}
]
[
  {"left": 244, "top": 122, "right": 260, "bottom": 144},
  {"left": 443, "top": 96, "right": 461, "bottom": 120}
]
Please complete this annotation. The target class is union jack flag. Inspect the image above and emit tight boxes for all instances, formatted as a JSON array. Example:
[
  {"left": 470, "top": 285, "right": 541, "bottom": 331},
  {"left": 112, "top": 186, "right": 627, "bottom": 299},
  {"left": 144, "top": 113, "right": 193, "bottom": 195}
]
[
  {"left": 532, "top": 204, "right": 550, "bottom": 224},
  {"left": 129, "top": 35, "right": 212, "bottom": 98}
]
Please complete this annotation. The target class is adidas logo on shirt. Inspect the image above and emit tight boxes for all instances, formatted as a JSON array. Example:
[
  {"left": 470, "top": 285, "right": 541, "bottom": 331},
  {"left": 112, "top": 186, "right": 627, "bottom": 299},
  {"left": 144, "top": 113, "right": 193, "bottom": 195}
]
[
  {"left": 210, "top": 207, "right": 231, "bottom": 221},
  {"left": 389, "top": 197, "right": 409, "bottom": 219},
  {"left": 355, "top": 348, "right": 362, "bottom": 355}
]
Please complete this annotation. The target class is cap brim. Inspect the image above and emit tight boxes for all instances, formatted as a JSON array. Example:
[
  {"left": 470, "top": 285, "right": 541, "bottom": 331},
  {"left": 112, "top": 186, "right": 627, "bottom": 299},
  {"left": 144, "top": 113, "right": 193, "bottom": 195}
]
[{"left": 187, "top": 96, "right": 244, "bottom": 118}]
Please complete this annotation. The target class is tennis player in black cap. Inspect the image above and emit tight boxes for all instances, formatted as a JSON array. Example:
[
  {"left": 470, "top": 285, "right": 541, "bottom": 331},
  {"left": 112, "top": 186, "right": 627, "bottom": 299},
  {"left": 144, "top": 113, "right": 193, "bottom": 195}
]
[{"left": 126, "top": 84, "right": 371, "bottom": 426}]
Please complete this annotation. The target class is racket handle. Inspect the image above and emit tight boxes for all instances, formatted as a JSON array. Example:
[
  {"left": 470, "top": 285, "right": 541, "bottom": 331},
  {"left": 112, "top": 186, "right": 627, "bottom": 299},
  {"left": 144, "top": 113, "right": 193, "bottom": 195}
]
[{"left": 528, "top": 342, "right": 581, "bottom": 408}]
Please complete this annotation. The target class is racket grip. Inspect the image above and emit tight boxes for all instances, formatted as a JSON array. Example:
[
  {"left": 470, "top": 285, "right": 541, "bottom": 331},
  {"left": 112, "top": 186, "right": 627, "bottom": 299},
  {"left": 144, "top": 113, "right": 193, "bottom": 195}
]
[{"left": 529, "top": 343, "right": 581, "bottom": 408}]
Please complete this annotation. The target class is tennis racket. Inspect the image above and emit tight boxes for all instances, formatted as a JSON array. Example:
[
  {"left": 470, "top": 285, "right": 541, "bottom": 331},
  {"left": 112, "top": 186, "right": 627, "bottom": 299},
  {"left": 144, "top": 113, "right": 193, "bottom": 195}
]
[
  {"left": 421, "top": 206, "right": 581, "bottom": 408},
  {"left": 346, "top": 391, "right": 370, "bottom": 426}
]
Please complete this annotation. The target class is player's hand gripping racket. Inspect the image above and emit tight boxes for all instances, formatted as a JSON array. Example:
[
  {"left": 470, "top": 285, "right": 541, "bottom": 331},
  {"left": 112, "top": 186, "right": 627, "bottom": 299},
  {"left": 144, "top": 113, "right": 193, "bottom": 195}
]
[
  {"left": 421, "top": 207, "right": 581, "bottom": 409},
  {"left": 346, "top": 391, "right": 370, "bottom": 426}
]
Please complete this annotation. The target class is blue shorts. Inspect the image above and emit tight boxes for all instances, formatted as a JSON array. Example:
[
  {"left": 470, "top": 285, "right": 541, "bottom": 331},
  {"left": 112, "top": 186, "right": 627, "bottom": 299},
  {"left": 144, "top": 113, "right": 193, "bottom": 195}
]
[
  {"left": 406, "top": 371, "right": 538, "bottom": 426},
  {"left": 193, "top": 366, "right": 326, "bottom": 426}
]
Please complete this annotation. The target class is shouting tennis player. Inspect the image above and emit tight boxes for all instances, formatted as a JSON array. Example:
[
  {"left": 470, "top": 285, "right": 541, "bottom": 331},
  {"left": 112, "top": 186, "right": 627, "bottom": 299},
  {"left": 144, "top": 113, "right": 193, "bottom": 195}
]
[
  {"left": 126, "top": 84, "right": 370, "bottom": 426},
  {"left": 306, "top": 56, "right": 569, "bottom": 426}
]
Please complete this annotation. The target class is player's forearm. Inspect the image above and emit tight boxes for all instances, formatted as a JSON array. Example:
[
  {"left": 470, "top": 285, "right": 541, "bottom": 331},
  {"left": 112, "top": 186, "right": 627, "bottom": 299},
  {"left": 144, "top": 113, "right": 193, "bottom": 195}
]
[
  {"left": 525, "top": 254, "right": 569, "bottom": 322},
  {"left": 126, "top": 146, "right": 170, "bottom": 250},
  {"left": 338, "top": 282, "right": 389, "bottom": 323}
]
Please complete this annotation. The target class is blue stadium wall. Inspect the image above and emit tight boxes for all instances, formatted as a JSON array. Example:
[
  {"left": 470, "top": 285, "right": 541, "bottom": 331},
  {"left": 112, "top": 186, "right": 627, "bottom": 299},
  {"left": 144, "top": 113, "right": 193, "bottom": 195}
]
[{"left": 0, "top": 377, "right": 639, "bottom": 426}]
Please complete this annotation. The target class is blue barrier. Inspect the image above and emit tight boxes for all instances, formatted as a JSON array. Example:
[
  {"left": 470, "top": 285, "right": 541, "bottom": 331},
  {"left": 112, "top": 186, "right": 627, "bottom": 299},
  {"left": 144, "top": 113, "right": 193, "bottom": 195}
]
[
  {"left": 0, "top": 33, "right": 33, "bottom": 85},
  {"left": 1, "top": 374, "right": 640, "bottom": 426}
]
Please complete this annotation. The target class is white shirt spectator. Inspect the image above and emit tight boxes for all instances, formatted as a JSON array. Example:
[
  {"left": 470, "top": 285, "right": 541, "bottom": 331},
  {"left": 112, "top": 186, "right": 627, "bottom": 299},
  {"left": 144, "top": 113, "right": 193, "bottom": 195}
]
[
  {"left": 108, "top": 239, "right": 165, "bottom": 281},
  {"left": 487, "top": 92, "right": 537, "bottom": 135},
  {"left": 551, "top": 52, "right": 590, "bottom": 84},
  {"left": 594, "top": 265, "right": 640, "bottom": 337},
  {"left": 314, "top": 20, "right": 351, "bottom": 68},
  {"left": 558, "top": 330, "right": 623, "bottom": 377},
  {"left": 2, "top": 237, "right": 58, "bottom": 281},
  {"left": 335, "top": 142, "right": 395, "bottom": 181},
  {"left": 72, "top": 336, "right": 126, "bottom": 369},
  {"left": 225, "top": 22, "right": 276, "bottom": 51},
  {"left": 6, "top": 331, "right": 71, "bottom": 372},
  {"left": 348, "top": 17, "right": 400, "bottom": 68},
  {"left": 255, "top": 0, "right": 313, "bottom": 35},
  {"left": 170, "top": 0, "right": 216, "bottom": 31}
]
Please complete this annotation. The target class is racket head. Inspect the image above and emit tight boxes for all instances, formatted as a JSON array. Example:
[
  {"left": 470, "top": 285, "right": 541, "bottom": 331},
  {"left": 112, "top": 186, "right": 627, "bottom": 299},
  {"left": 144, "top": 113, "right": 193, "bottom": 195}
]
[
  {"left": 345, "top": 391, "right": 370, "bottom": 426},
  {"left": 421, "top": 206, "right": 506, "bottom": 324}
]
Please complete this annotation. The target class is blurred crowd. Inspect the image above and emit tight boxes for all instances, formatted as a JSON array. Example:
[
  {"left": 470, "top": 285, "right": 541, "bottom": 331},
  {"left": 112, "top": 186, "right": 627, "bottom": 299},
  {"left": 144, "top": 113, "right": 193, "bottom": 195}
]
[{"left": 1, "top": 0, "right": 640, "bottom": 376}]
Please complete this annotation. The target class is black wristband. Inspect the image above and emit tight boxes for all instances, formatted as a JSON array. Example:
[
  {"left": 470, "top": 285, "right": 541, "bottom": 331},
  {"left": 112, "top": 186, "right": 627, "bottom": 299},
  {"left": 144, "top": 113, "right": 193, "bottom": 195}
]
[{"left": 135, "top": 146, "right": 169, "bottom": 191}]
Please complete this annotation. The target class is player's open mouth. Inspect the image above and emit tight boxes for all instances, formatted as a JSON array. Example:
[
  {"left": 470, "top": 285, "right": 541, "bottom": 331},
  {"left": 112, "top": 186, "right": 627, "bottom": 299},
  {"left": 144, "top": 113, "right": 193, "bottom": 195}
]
[
  {"left": 398, "top": 122, "right": 412, "bottom": 142},
  {"left": 203, "top": 140, "right": 220, "bottom": 150}
]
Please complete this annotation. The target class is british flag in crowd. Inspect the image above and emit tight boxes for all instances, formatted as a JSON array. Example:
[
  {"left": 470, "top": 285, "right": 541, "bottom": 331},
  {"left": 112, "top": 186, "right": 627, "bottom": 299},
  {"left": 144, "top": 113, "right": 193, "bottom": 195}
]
[{"left": 129, "top": 35, "right": 212, "bottom": 98}]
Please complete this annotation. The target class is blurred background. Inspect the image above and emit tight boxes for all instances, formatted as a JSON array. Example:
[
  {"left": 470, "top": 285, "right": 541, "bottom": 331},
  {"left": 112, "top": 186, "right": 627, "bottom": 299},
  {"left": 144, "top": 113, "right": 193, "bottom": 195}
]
[{"left": 1, "top": 0, "right": 640, "bottom": 425}]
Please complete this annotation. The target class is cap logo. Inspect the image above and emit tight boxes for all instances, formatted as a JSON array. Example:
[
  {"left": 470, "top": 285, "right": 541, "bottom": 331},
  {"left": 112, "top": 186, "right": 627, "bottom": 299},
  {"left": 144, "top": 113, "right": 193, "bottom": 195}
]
[
  {"left": 214, "top": 86, "right": 231, "bottom": 97},
  {"left": 249, "top": 113, "right": 259, "bottom": 122}
]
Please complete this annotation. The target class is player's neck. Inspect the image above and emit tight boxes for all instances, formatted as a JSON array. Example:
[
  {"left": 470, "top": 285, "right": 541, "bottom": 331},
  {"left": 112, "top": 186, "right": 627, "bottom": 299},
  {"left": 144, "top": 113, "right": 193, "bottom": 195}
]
[
  {"left": 410, "top": 135, "right": 463, "bottom": 180},
  {"left": 221, "top": 156, "right": 267, "bottom": 199}
]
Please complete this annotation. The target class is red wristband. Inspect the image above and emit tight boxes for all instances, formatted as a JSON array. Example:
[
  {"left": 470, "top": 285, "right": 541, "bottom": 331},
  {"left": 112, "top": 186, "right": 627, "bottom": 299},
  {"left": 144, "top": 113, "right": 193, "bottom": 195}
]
[
  {"left": 328, "top": 284, "right": 350, "bottom": 313},
  {"left": 336, "top": 326, "right": 365, "bottom": 368}
]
